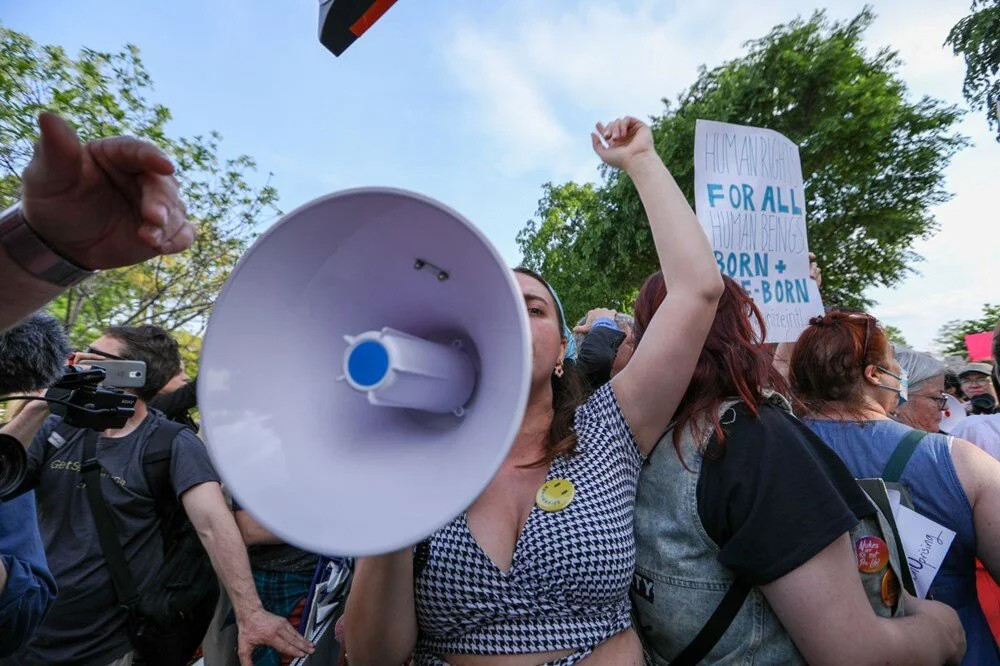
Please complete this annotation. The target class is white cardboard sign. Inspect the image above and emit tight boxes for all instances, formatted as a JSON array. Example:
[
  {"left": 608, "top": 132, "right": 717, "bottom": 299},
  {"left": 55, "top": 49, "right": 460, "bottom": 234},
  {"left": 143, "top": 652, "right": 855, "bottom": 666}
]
[
  {"left": 894, "top": 504, "right": 956, "bottom": 599},
  {"left": 693, "top": 119, "right": 824, "bottom": 342}
]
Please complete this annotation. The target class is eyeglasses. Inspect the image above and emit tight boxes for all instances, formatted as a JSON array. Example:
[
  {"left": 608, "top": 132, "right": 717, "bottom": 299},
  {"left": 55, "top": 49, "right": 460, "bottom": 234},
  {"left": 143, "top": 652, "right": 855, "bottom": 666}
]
[
  {"left": 910, "top": 393, "right": 948, "bottom": 410},
  {"left": 84, "top": 347, "right": 126, "bottom": 361},
  {"left": 960, "top": 375, "right": 992, "bottom": 388}
]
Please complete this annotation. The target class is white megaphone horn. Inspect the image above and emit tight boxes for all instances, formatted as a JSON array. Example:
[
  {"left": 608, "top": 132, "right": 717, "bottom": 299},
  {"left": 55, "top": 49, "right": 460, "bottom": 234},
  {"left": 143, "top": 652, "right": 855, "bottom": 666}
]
[
  {"left": 940, "top": 393, "right": 968, "bottom": 434},
  {"left": 198, "top": 188, "right": 531, "bottom": 556}
]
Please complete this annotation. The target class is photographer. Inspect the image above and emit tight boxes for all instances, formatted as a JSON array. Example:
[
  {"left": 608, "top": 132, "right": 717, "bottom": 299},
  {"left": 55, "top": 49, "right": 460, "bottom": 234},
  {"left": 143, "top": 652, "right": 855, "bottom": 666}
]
[
  {"left": 0, "top": 419, "right": 56, "bottom": 657},
  {"left": 2, "top": 325, "right": 313, "bottom": 665},
  {"left": 0, "top": 314, "right": 69, "bottom": 657},
  {"left": 958, "top": 362, "right": 999, "bottom": 415}
]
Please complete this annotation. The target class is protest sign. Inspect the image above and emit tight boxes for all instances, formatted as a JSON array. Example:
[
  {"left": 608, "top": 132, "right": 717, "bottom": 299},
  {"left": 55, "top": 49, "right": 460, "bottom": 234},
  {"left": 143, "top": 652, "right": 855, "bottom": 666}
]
[
  {"left": 965, "top": 331, "right": 993, "bottom": 361},
  {"left": 895, "top": 504, "right": 956, "bottom": 599},
  {"left": 694, "top": 120, "right": 824, "bottom": 342}
]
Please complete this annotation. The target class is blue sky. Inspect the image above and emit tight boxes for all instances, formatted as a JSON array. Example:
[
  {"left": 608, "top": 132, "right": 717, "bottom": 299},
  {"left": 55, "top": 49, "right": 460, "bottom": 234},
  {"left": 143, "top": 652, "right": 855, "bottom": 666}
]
[{"left": 6, "top": 0, "right": 997, "bottom": 350}]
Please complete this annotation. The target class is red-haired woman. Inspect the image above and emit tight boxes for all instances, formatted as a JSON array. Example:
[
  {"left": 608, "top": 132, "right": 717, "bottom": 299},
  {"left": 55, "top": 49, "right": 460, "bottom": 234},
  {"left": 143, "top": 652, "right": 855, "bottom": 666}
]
[
  {"left": 792, "top": 311, "right": 1000, "bottom": 665},
  {"left": 630, "top": 275, "right": 966, "bottom": 665},
  {"left": 343, "top": 117, "right": 724, "bottom": 665}
]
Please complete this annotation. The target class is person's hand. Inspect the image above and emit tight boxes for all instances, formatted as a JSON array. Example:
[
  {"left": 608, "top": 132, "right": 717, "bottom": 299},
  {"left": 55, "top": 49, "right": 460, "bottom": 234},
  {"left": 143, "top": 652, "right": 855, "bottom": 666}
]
[
  {"left": 19, "top": 388, "right": 50, "bottom": 417},
  {"left": 905, "top": 594, "right": 966, "bottom": 665},
  {"left": 809, "top": 252, "right": 822, "bottom": 288},
  {"left": 19, "top": 113, "right": 195, "bottom": 271},
  {"left": 573, "top": 308, "right": 618, "bottom": 335},
  {"left": 70, "top": 350, "right": 108, "bottom": 367},
  {"left": 591, "top": 116, "right": 656, "bottom": 171},
  {"left": 236, "top": 607, "right": 315, "bottom": 666}
]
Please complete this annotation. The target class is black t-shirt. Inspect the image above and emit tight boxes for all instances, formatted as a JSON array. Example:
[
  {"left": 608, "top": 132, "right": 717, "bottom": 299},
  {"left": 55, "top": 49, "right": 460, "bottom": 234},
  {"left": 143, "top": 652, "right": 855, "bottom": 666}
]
[
  {"left": 696, "top": 402, "right": 874, "bottom": 586},
  {"left": 9, "top": 410, "right": 219, "bottom": 665},
  {"left": 149, "top": 379, "right": 199, "bottom": 432}
]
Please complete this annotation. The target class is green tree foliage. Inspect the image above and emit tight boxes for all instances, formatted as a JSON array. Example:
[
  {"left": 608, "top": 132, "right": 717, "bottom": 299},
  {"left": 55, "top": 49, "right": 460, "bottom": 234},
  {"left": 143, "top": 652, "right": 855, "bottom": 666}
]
[
  {"left": 0, "top": 25, "right": 279, "bottom": 359},
  {"left": 517, "top": 9, "right": 966, "bottom": 321},
  {"left": 947, "top": 0, "right": 1000, "bottom": 141},
  {"left": 883, "top": 324, "right": 909, "bottom": 348},
  {"left": 935, "top": 303, "right": 1000, "bottom": 357}
]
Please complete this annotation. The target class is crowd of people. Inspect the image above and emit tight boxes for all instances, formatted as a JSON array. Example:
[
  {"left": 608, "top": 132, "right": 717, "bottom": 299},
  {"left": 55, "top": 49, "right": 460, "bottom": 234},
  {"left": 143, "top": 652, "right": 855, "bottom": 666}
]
[{"left": 0, "top": 112, "right": 998, "bottom": 666}]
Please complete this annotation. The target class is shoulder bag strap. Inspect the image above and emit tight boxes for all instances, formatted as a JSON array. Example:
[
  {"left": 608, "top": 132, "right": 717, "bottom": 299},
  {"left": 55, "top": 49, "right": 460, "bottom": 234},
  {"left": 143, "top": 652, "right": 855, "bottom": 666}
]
[
  {"left": 41, "top": 420, "right": 82, "bottom": 466},
  {"left": 882, "top": 429, "right": 928, "bottom": 484},
  {"left": 141, "top": 419, "right": 188, "bottom": 511},
  {"left": 671, "top": 578, "right": 752, "bottom": 666},
  {"left": 80, "top": 428, "right": 139, "bottom": 607}
]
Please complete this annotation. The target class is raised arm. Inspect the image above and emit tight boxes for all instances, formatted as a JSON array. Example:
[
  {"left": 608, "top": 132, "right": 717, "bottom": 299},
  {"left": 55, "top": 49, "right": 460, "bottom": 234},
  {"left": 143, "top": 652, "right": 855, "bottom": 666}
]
[
  {"left": 598, "top": 117, "right": 724, "bottom": 453},
  {"left": 1, "top": 113, "right": 194, "bottom": 331},
  {"left": 0, "top": 397, "right": 50, "bottom": 451}
]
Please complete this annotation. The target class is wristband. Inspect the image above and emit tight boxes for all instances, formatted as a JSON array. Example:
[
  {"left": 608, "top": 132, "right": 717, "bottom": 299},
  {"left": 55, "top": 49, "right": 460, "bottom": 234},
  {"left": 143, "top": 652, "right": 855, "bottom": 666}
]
[
  {"left": 0, "top": 204, "right": 94, "bottom": 287},
  {"left": 591, "top": 317, "right": 620, "bottom": 332}
]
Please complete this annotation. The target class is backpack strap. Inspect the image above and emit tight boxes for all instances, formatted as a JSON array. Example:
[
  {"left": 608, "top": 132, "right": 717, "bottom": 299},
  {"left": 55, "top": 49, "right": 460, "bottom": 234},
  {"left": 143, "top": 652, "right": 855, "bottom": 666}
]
[
  {"left": 80, "top": 428, "right": 139, "bottom": 608},
  {"left": 42, "top": 420, "right": 83, "bottom": 465},
  {"left": 882, "top": 429, "right": 927, "bottom": 484},
  {"left": 141, "top": 418, "right": 189, "bottom": 521},
  {"left": 670, "top": 577, "right": 752, "bottom": 665}
]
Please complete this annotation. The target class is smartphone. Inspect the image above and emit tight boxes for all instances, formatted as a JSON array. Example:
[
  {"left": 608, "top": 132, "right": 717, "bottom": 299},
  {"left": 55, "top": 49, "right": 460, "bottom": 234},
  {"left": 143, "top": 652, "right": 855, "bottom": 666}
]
[{"left": 79, "top": 359, "right": 147, "bottom": 388}]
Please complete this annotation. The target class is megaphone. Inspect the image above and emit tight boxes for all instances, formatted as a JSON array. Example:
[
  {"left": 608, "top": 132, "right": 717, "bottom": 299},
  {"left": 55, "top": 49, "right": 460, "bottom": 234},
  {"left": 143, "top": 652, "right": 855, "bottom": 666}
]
[
  {"left": 940, "top": 393, "right": 968, "bottom": 434},
  {"left": 199, "top": 188, "right": 531, "bottom": 556}
]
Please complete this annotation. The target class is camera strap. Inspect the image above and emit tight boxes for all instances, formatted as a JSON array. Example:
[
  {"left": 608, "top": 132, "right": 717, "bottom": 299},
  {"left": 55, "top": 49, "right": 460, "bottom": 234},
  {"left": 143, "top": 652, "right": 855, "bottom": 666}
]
[{"left": 80, "top": 428, "right": 140, "bottom": 608}]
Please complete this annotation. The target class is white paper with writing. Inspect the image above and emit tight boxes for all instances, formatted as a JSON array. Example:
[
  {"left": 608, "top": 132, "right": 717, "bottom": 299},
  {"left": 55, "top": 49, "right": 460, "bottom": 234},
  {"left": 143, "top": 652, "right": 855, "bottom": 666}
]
[
  {"left": 693, "top": 119, "right": 824, "bottom": 342},
  {"left": 895, "top": 504, "right": 956, "bottom": 598},
  {"left": 887, "top": 488, "right": 902, "bottom": 520}
]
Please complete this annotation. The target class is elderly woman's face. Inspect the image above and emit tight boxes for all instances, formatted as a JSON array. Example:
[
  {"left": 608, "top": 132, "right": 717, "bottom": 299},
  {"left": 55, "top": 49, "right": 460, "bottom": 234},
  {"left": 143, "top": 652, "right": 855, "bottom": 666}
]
[{"left": 895, "top": 374, "right": 946, "bottom": 433}]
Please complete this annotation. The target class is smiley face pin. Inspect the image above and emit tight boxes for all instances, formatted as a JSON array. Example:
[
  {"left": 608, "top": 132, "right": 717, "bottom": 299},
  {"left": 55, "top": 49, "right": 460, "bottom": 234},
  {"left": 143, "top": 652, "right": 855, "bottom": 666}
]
[{"left": 536, "top": 479, "right": 575, "bottom": 512}]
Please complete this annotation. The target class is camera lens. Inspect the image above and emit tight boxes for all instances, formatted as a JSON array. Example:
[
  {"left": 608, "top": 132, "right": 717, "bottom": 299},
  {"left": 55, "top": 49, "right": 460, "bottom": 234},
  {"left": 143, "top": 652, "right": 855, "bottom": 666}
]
[{"left": 0, "top": 434, "right": 27, "bottom": 497}]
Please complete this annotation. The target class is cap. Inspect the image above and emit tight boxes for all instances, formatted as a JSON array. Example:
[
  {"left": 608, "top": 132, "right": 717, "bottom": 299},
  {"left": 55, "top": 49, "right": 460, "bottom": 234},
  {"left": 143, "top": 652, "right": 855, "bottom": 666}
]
[{"left": 959, "top": 362, "right": 993, "bottom": 378}]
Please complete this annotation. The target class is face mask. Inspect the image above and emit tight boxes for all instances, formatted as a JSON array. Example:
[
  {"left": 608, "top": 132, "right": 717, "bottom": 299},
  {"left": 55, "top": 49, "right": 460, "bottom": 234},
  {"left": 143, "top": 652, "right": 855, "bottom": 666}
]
[{"left": 877, "top": 366, "right": 908, "bottom": 407}]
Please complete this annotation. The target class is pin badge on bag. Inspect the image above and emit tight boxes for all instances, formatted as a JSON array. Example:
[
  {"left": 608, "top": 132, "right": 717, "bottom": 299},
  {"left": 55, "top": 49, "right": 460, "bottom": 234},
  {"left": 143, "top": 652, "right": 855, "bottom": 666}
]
[{"left": 855, "top": 535, "right": 890, "bottom": 574}]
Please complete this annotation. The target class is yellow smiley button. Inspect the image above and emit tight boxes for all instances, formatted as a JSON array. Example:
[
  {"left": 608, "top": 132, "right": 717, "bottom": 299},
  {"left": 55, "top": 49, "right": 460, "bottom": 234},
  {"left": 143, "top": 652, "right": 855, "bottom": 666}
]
[{"left": 536, "top": 479, "right": 576, "bottom": 512}]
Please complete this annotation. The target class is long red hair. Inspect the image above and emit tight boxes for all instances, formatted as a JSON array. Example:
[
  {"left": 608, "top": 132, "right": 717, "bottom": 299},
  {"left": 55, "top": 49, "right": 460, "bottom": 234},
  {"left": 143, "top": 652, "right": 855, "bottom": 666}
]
[{"left": 633, "top": 273, "right": 789, "bottom": 458}]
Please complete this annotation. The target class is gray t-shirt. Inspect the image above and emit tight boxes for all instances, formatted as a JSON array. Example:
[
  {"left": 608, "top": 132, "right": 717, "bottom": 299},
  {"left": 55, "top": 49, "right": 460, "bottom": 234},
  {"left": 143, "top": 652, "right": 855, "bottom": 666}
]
[{"left": 5, "top": 409, "right": 219, "bottom": 665}]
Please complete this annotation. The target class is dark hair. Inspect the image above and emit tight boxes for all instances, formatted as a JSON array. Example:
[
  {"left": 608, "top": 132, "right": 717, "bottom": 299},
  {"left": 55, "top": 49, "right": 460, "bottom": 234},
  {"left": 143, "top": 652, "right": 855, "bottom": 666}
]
[
  {"left": 102, "top": 325, "right": 182, "bottom": 402},
  {"left": 789, "top": 310, "right": 890, "bottom": 417},
  {"left": 633, "top": 272, "right": 789, "bottom": 459},
  {"left": 944, "top": 371, "right": 965, "bottom": 400},
  {"left": 512, "top": 268, "right": 586, "bottom": 465},
  {"left": 993, "top": 319, "right": 1000, "bottom": 392}
]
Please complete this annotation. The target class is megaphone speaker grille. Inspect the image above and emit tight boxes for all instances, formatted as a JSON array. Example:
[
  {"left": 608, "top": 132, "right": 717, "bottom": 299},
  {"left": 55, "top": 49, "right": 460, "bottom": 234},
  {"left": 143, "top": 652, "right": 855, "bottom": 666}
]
[{"left": 199, "top": 188, "right": 531, "bottom": 556}]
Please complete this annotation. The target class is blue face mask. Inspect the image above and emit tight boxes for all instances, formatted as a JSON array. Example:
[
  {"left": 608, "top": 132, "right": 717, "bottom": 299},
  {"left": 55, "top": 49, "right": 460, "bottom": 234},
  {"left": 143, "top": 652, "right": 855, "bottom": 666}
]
[{"left": 877, "top": 366, "right": 909, "bottom": 407}]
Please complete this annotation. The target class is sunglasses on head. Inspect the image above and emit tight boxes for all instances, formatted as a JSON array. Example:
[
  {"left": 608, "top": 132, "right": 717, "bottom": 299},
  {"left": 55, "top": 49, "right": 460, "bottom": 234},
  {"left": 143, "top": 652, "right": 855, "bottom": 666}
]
[{"left": 83, "top": 347, "right": 126, "bottom": 361}]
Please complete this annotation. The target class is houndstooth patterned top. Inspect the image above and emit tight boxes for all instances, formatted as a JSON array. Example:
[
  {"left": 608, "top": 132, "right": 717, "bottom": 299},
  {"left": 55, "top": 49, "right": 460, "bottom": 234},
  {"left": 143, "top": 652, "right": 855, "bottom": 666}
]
[{"left": 412, "top": 383, "right": 644, "bottom": 665}]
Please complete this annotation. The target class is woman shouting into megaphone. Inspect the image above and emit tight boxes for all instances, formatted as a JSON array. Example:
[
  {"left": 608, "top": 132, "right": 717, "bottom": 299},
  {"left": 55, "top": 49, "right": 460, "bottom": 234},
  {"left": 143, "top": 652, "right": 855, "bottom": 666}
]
[{"left": 343, "top": 116, "right": 725, "bottom": 666}]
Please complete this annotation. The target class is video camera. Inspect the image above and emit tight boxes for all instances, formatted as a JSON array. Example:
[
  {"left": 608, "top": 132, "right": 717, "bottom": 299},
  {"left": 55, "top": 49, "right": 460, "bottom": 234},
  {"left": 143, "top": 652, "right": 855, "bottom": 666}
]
[
  {"left": 46, "top": 365, "right": 139, "bottom": 430},
  {"left": 969, "top": 393, "right": 998, "bottom": 416},
  {"left": 0, "top": 364, "right": 140, "bottom": 497}
]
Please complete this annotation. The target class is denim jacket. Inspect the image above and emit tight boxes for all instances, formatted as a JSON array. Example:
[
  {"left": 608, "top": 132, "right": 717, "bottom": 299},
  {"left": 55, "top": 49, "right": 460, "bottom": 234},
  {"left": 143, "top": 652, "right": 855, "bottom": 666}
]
[{"left": 632, "top": 396, "right": 905, "bottom": 665}]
